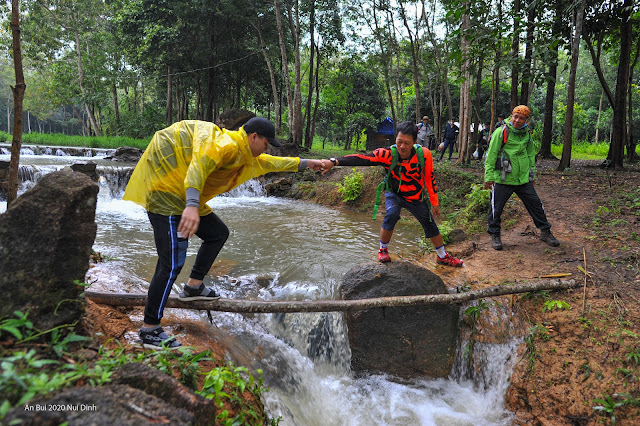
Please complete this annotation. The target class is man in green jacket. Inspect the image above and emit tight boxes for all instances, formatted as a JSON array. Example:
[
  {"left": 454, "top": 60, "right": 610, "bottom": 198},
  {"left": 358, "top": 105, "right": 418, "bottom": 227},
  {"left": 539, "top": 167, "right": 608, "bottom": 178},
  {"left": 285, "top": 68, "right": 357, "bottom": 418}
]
[{"left": 484, "top": 105, "right": 559, "bottom": 250}]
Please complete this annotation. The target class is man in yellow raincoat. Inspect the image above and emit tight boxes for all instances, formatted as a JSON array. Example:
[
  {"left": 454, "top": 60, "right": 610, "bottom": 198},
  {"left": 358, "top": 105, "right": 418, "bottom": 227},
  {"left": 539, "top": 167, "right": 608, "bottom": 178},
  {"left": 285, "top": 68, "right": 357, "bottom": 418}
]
[{"left": 124, "top": 117, "right": 324, "bottom": 349}]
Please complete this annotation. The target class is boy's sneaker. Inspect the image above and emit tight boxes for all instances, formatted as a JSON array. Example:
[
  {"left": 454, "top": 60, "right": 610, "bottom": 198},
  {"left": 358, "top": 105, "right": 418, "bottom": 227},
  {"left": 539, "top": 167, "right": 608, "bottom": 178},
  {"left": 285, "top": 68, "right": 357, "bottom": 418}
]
[
  {"left": 540, "top": 229, "right": 560, "bottom": 247},
  {"left": 378, "top": 248, "right": 391, "bottom": 263},
  {"left": 178, "top": 283, "right": 221, "bottom": 301},
  {"left": 138, "top": 327, "right": 181, "bottom": 350},
  {"left": 437, "top": 253, "right": 464, "bottom": 267}
]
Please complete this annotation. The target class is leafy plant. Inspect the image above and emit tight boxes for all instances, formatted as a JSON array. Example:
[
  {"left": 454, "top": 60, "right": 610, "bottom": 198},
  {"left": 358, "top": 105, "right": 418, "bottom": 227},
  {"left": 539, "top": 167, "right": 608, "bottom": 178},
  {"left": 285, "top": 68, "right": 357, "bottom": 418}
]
[
  {"left": 524, "top": 324, "right": 550, "bottom": 373},
  {"left": 542, "top": 300, "right": 571, "bottom": 313},
  {"left": 337, "top": 168, "right": 364, "bottom": 202},
  {"left": 593, "top": 393, "right": 640, "bottom": 425},
  {"left": 198, "top": 363, "right": 267, "bottom": 425}
]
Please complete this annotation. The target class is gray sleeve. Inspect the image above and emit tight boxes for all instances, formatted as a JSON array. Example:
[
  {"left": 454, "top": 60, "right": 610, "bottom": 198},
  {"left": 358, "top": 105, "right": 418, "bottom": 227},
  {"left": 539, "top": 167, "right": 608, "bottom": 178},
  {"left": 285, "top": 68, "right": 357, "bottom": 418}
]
[
  {"left": 298, "top": 159, "right": 308, "bottom": 171},
  {"left": 185, "top": 187, "right": 200, "bottom": 207}
]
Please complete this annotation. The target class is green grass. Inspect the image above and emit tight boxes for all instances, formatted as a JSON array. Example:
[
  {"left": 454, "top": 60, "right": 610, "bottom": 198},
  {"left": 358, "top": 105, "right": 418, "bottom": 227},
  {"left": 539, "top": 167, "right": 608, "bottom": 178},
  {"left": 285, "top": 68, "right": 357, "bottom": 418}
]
[
  {"left": 3, "top": 130, "right": 639, "bottom": 161},
  {"left": 0, "top": 131, "right": 150, "bottom": 150},
  {"left": 550, "top": 141, "right": 640, "bottom": 160}
]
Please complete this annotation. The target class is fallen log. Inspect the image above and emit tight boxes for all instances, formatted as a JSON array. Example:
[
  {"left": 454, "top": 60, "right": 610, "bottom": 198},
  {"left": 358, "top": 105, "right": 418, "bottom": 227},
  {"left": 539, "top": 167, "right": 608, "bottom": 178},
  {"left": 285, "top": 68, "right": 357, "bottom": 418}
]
[{"left": 85, "top": 279, "right": 579, "bottom": 314}]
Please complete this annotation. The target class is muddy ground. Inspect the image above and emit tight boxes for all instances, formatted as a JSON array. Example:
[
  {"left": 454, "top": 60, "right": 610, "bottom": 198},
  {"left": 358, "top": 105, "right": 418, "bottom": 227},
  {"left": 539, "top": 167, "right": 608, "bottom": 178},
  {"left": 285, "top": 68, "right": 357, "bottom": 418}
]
[{"left": 86, "top": 157, "right": 640, "bottom": 425}]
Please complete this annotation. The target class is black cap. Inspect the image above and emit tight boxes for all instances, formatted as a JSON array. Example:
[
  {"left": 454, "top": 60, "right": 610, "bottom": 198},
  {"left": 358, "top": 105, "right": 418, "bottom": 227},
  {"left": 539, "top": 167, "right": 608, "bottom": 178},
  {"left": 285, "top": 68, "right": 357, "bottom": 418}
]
[{"left": 243, "top": 117, "right": 282, "bottom": 147}]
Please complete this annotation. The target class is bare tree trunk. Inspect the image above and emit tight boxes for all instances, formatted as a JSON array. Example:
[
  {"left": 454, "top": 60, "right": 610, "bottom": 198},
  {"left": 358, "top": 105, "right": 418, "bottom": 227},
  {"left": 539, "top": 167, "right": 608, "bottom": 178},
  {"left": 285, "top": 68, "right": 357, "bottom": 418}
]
[
  {"left": 594, "top": 90, "right": 603, "bottom": 144},
  {"left": 84, "top": 279, "right": 581, "bottom": 313},
  {"left": 369, "top": 0, "right": 397, "bottom": 124},
  {"left": 607, "top": 0, "right": 632, "bottom": 169},
  {"left": 457, "top": 5, "right": 471, "bottom": 164},
  {"left": 400, "top": 2, "right": 421, "bottom": 123},
  {"left": 311, "top": 49, "right": 321, "bottom": 144},
  {"left": 558, "top": 1, "right": 584, "bottom": 171},
  {"left": 510, "top": 0, "right": 521, "bottom": 110},
  {"left": 304, "top": 2, "right": 316, "bottom": 148},
  {"left": 274, "top": 0, "right": 293, "bottom": 140},
  {"left": 625, "top": 36, "right": 640, "bottom": 163},
  {"left": 252, "top": 20, "right": 280, "bottom": 133},
  {"left": 73, "top": 29, "right": 100, "bottom": 136},
  {"left": 166, "top": 66, "right": 172, "bottom": 124},
  {"left": 539, "top": 5, "right": 561, "bottom": 159},
  {"left": 519, "top": 2, "right": 535, "bottom": 105},
  {"left": 7, "top": 0, "right": 26, "bottom": 207},
  {"left": 287, "top": 0, "right": 304, "bottom": 146},
  {"left": 112, "top": 83, "right": 120, "bottom": 135}
]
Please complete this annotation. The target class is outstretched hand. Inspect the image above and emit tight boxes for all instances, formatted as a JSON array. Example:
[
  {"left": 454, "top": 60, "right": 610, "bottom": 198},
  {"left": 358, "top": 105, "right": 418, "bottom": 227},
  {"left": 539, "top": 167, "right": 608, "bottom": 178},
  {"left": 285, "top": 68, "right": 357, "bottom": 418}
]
[
  {"left": 307, "top": 159, "right": 325, "bottom": 171},
  {"left": 320, "top": 159, "right": 333, "bottom": 175},
  {"left": 483, "top": 181, "right": 494, "bottom": 190}
]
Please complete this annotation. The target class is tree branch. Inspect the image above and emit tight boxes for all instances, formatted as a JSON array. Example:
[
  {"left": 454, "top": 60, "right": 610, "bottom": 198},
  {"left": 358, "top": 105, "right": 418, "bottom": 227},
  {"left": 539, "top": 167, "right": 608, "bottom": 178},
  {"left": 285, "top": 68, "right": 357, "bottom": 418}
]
[{"left": 85, "top": 279, "right": 580, "bottom": 314}]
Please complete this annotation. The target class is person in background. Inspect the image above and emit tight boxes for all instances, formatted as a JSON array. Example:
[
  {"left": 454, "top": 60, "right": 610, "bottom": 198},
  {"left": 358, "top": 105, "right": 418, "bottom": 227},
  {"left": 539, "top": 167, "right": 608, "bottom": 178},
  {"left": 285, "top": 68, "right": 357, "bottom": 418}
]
[
  {"left": 484, "top": 105, "right": 559, "bottom": 251},
  {"left": 123, "top": 117, "right": 324, "bottom": 349},
  {"left": 319, "top": 121, "right": 463, "bottom": 267},
  {"left": 439, "top": 118, "right": 459, "bottom": 162},
  {"left": 494, "top": 113, "right": 505, "bottom": 129},
  {"left": 417, "top": 116, "right": 435, "bottom": 150},
  {"left": 475, "top": 121, "right": 491, "bottom": 163}
]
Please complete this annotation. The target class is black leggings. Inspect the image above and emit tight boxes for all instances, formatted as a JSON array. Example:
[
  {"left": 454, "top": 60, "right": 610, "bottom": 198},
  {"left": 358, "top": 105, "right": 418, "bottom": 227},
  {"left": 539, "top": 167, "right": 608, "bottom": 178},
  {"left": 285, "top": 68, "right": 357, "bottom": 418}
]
[
  {"left": 487, "top": 182, "right": 551, "bottom": 236},
  {"left": 144, "top": 212, "right": 229, "bottom": 325}
]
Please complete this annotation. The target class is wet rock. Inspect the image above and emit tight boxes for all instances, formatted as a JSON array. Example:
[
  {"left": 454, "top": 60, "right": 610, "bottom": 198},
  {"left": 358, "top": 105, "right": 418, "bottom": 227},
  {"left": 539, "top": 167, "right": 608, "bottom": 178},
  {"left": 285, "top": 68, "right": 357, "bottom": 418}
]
[
  {"left": 70, "top": 161, "right": 98, "bottom": 182},
  {"left": 3, "top": 384, "right": 194, "bottom": 426},
  {"left": 0, "top": 170, "right": 98, "bottom": 330},
  {"left": 111, "top": 363, "right": 216, "bottom": 425},
  {"left": 216, "top": 108, "right": 255, "bottom": 130},
  {"left": 340, "top": 261, "right": 459, "bottom": 379},
  {"left": 105, "top": 146, "right": 144, "bottom": 163}
]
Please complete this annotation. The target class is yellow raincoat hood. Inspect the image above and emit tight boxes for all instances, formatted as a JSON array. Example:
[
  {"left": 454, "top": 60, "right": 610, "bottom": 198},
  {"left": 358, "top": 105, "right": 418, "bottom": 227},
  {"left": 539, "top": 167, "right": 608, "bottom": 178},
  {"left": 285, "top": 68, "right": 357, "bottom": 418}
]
[{"left": 123, "top": 120, "right": 300, "bottom": 216}]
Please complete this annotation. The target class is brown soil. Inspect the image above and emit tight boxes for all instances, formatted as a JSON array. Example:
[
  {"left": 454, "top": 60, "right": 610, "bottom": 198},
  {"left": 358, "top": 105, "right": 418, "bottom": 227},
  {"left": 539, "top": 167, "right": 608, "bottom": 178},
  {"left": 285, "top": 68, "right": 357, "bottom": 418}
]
[{"left": 83, "top": 158, "right": 640, "bottom": 425}]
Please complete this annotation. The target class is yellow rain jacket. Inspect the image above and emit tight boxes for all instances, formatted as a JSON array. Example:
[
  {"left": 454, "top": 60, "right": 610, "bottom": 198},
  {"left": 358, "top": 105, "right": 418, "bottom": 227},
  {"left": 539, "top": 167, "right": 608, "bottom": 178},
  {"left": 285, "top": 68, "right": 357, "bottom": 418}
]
[{"left": 123, "top": 120, "right": 300, "bottom": 216}]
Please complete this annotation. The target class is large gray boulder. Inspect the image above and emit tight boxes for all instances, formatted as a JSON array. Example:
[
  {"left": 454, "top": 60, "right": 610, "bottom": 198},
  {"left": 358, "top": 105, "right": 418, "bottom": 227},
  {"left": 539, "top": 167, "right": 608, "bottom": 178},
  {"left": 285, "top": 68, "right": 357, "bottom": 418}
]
[
  {"left": 341, "top": 262, "right": 459, "bottom": 379},
  {"left": 0, "top": 170, "right": 99, "bottom": 330}
]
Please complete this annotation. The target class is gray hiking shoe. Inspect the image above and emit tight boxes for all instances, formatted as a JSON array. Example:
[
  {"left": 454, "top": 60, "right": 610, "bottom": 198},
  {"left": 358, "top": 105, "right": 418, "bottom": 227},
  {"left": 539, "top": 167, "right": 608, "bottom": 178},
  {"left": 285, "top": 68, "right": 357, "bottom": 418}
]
[
  {"left": 178, "top": 283, "right": 221, "bottom": 301},
  {"left": 138, "top": 327, "right": 181, "bottom": 350},
  {"left": 491, "top": 234, "right": 503, "bottom": 250},
  {"left": 540, "top": 229, "right": 560, "bottom": 247}
]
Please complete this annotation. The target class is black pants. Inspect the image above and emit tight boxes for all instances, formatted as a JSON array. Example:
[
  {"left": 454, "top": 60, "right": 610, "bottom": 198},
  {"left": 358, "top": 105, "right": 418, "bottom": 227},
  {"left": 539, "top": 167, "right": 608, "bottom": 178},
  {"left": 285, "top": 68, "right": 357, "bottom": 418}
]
[
  {"left": 487, "top": 182, "right": 552, "bottom": 235},
  {"left": 439, "top": 138, "right": 455, "bottom": 160},
  {"left": 144, "top": 212, "right": 229, "bottom": 325}
]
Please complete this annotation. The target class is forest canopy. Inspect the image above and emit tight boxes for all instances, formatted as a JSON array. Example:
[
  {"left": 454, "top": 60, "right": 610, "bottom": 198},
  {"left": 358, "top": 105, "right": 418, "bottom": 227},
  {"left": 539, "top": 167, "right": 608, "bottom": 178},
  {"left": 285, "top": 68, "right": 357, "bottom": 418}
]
[{"left": 1, "top": 0, "right": 638, "bottom": 167}]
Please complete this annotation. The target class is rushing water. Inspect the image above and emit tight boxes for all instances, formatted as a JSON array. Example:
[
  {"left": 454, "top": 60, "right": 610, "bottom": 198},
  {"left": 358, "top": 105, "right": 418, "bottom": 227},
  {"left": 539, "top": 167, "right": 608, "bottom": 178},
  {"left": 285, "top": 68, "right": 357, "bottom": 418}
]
[{"left": 1, "top": 148, "right": 520, "bottom": 425}]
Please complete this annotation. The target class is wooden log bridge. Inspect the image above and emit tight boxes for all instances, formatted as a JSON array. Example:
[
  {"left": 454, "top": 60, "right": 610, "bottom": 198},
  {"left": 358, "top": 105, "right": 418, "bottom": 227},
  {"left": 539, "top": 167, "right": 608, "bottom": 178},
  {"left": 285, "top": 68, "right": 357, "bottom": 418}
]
[{"left": 85, "top": 279, "right": 579, "bottom": 314}]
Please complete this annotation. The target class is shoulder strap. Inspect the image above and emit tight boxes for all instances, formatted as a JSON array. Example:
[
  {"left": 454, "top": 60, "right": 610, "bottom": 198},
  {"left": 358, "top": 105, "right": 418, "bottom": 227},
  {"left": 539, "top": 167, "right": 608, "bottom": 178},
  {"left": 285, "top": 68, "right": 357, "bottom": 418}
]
[{"left": 373, "top": 145, "right": 398, "bottom": 220}]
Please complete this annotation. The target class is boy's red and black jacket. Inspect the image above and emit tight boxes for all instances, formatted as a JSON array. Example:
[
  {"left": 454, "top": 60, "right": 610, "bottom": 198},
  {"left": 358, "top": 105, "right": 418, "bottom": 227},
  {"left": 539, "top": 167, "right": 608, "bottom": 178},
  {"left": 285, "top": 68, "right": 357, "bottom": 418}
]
[{"left": 335, "top": 146, "right": 439, "bottom": 206}]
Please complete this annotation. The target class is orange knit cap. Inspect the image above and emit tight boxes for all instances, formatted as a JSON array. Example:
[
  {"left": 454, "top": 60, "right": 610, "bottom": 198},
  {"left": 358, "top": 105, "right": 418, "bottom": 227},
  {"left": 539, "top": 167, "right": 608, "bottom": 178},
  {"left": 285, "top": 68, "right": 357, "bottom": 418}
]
[{"left": 512, "top": 105, "right": 531, "bottom": 119}]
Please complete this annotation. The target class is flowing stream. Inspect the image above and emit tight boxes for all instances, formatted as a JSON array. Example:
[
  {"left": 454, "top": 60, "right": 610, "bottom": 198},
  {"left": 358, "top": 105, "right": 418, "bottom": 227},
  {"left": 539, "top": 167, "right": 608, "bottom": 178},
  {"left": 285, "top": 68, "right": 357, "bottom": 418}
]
[{"left": 1, "top": 147, "right": 520, "bottom": 425}]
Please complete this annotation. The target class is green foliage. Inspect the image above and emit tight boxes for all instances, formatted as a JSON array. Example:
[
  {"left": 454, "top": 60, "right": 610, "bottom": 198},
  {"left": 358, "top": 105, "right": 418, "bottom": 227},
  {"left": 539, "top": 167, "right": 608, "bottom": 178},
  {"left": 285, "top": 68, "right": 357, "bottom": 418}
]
[
  {"left": 524, "top": 324, "right": 550, "bottom": 373},
  {"left": 337, "top": 168, "right": 364, "bottom": 202},
  {"left": 593, "top": 393, "right": 640, "bottom": 425},
  {"left": 198, "top": 363, "right": 267, "bottom": 425},
  {"left": 0, "top": 311, "right": 267, "bottom": 422},
  {"left": 542, "top": 299, "right": 571, "bottom": 313}
]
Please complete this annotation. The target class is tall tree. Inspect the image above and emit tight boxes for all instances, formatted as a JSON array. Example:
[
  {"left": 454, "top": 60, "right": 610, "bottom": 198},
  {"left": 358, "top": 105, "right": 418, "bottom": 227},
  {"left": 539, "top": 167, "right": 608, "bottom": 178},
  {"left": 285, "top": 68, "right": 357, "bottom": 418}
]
[
  {"left": 558, "top": 0, "right": 585, "bottom": 171},
  {"left": 509, "top": 0, "right": 521, "bottom": 110},
  {"left": 539, "top": 0, "right": 566, "bottom": 159},
  {"left": 7, "top": 0, "right": 26, "bottom": 207}
]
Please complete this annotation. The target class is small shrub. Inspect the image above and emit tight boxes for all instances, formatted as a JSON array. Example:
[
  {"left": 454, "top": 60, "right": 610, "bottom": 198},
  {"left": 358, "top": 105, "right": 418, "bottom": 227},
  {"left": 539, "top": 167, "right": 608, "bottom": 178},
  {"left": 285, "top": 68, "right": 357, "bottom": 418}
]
[{"left": 337, "top": 168, "right": 364, "bottom": 202}]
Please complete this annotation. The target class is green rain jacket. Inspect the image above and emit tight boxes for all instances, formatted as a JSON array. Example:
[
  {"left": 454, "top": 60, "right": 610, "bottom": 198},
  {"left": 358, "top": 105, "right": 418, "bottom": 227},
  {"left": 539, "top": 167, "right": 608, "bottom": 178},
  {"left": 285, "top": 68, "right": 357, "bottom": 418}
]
[
  {"left": 123, "top": 120, "right": 300, "bottom": 216},
  {"left": 484, "top": 121, "right": 535, "bottom": 185}
]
